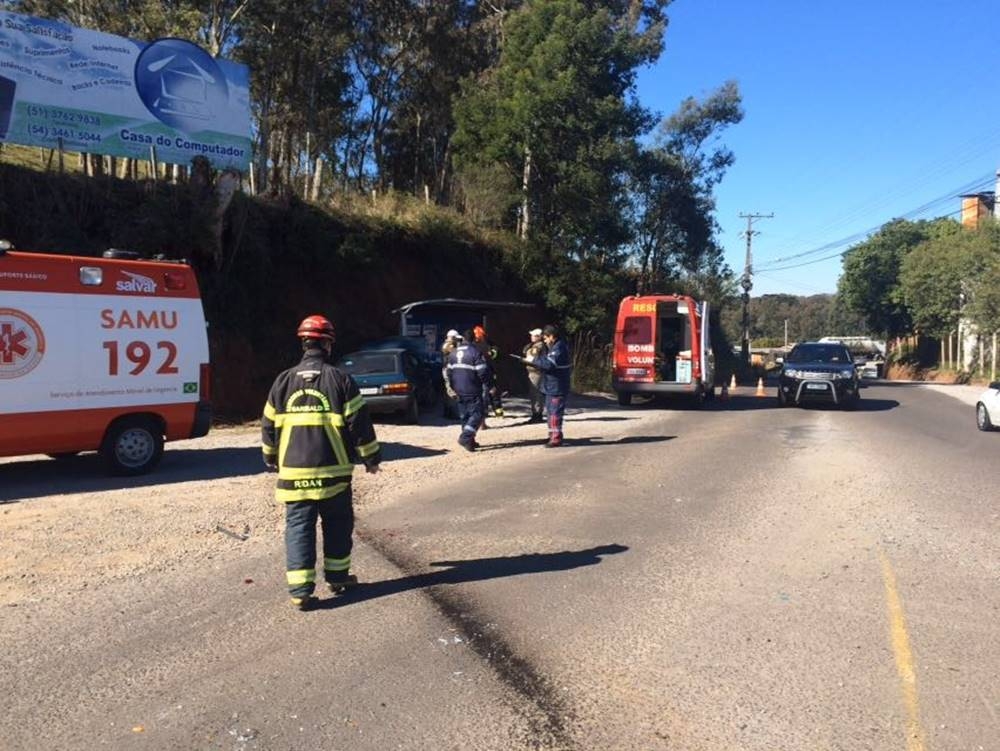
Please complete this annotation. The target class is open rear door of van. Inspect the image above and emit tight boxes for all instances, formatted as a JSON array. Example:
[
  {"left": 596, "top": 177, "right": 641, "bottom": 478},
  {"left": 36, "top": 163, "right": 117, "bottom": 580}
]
[{"left": 699, "top": 301, "right": 714, "bottom": 391}]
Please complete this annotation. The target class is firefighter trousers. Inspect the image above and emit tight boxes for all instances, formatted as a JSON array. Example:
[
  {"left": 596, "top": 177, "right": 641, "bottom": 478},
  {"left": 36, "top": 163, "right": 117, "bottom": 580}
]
[
  {"left": 284, "top": 488, "right": 354, "bottom": 598},
  {"left": 457, "top": 395, "right": 485, "bottom": 444}
]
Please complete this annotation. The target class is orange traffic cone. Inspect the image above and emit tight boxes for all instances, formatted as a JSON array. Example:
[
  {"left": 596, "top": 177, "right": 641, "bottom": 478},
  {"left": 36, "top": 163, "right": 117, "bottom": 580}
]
[
  {"left": 755, "top": 377, "right": 766, "bottom": 397},
  {"left": 729, "top": 374, "right": 737, "bottom": 390}
]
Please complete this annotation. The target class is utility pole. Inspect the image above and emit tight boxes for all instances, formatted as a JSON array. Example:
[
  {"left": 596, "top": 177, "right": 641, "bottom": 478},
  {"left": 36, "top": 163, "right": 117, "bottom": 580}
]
[
  {"left": 738, "top": 212, "right": 773, "bottom": 368},
  {"left": 994, "top": 168, "right": 1000, "bottom": 219}
]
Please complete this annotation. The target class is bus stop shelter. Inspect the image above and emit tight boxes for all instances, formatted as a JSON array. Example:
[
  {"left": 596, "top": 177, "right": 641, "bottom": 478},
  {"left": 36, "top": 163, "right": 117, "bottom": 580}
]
[{"left": 391, "top": 298, "right": 536, "bottom": 358}]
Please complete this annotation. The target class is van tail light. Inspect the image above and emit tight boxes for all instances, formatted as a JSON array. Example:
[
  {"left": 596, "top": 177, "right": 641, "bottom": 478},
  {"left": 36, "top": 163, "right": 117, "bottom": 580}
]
[
  {"left": 200, "top": 363, "right": 212, "bottom": 401},
  {"left": 382, "top": 382, "right": 411, "bottom": 395},
  {"left": 164, "top": 271, "right": 187, "bottom": 290}
]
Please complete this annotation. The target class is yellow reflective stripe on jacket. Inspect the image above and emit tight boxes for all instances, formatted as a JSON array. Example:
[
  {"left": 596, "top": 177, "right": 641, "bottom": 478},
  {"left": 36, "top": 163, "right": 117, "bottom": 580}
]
[
  {"left": 323, "top": 422, "right": 351, "bottom": 466},
  {"left": 273, "top": 411, "right": 346, "bottom": 430},
  {"left": 276, "top": 419, "right": 350, "bottom": 471},
  {"left": 263, "top": 401, "right": 277, "bottom": 421},
  {"left": 279, "top": 464, "right": 354, "bottom": 480},
  {"left": 324, "top": 556, "right": 351, "bottom": 572},
  {"left": 276, "top": 482, "right": 350, "bottom": 503},
  {"left": 344, "top": 394, "right": 365, "bottom": 417},
  {"left": 262, "top": 445, "right": 277, "bottom": 457},
  {"left": 286, "top": 569, "right": 316, "bottom": 585},
  {"left": 357, "top": 439, "right": 380, "bottom": 458}
]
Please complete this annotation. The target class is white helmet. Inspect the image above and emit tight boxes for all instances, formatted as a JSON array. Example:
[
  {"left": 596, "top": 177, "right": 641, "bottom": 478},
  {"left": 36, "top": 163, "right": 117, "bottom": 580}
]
[{"left": 446, "top": 329, "right": 460, "bottom": 339}]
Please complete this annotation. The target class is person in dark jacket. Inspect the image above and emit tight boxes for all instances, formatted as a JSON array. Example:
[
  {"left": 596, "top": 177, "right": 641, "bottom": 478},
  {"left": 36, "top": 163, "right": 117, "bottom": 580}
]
[
  {"left": 524, "top": 323, "right": 572, "bottom": 447},
  {"left": 446, "top": 329, "right": 490, "bottom": 451},
  {"left": 262, "top": 315, "right": 381, "bottom": 610}
]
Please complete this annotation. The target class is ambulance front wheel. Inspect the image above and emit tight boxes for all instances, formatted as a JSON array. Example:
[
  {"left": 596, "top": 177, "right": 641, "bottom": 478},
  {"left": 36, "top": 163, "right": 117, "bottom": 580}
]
[
  {"left": 617, "top": 392, "right": 632, "bottom": 407},
  {"left": 101, "top": 417, "right": 164, "bottom": 476}
]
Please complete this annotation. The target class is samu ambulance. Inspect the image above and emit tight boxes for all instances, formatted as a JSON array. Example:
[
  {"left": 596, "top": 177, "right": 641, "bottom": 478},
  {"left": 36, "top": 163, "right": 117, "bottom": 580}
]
[
  {"left": 0, "top": 242, "right": 211, "bottom": 475},
  {"left": 612, "top": 294, "right": 715, "bottom": 406}
]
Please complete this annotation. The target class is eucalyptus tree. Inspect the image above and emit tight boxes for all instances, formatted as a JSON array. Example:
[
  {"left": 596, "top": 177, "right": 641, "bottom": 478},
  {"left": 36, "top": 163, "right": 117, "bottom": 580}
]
[
  {"left": 377, "top": 0, "right": 484, "bottom": 200},
  {"left": 237, "top": 0, "right": 352, "bottom": 196},
  {"left": 628, "top": 81, "right": 742, "bottom": 294}
]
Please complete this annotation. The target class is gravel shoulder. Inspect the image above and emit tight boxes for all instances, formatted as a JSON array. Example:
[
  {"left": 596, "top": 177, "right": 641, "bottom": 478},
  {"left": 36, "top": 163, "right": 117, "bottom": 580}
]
[{"left": 0, "top": 393, "right": 661, "bottom": 608}]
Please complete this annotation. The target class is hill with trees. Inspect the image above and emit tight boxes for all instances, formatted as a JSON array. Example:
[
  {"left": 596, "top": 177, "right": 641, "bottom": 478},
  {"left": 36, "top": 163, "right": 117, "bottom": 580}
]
[
  {"left": 719, "top": 293, "right": 868, "bottom": 349},
  {"left": 1, "top": 1, "right": 748, "bottom": 414}
]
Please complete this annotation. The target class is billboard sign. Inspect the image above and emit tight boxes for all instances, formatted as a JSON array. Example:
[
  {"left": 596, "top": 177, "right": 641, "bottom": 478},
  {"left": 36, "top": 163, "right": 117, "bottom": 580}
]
[{"left": 0, "top": 11, "right": 251, "bottom": 170}]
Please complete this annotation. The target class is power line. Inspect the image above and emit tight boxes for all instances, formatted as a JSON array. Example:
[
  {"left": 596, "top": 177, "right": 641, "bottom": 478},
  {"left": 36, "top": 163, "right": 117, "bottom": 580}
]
[
  {"left": 756, "top": 174, "right": 995, "bottom": 271},
  {"left": 758, "top": 204, "right": 969, "bottom": 272},
  {"left": 760, "top": 173, "right": 994, "bottom": 267},
  {"left": 754, "top": 272, "right": 833, "bottom": 295},
  {"left": 764, "top": 129, "right": 1000, "bottom": 256}
]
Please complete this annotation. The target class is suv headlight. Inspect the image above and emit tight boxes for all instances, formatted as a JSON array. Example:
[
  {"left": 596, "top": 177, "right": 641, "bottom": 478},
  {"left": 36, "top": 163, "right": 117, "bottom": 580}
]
[
  {"left": 783, "top": 368, "right": 803, "bottom": 378},
  {"left": 832, "top": 370, "right": 853, "bottom": 380}
]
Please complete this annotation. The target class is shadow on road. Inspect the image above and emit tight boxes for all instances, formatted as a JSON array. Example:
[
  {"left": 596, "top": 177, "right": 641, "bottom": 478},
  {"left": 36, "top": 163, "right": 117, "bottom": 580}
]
[
  {"left": 703, "top": 394, "right": 900, "bottom": 412},
  {"left": 0, "top": 441, "right": 450, "bottom": 505},
  {"left": 475, "top": 434, "right": 675, "bottom": 451},
  {"left": 567, "top": 415, "right": 636, "bottom": 422},
  {"left": 314, "top": 543, "right": 629, "bottom": 610},
  {"left": 377, "top": 442, "right": 449, "bottom": 461},
  {"left": 793, "top": 398, "right": 900, "bottom": 412},
  {"left": 0, "top": 446, "right": 265, "bottom": 504}
]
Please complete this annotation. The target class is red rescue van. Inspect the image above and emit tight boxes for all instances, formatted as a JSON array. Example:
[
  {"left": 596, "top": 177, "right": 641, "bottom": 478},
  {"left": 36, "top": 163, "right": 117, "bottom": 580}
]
[
  {"left": 612, "top": 294, "right": 715, "bottom": 406},
  {"left": 0, "top": 243, "right": 211, "bottom": 474}
]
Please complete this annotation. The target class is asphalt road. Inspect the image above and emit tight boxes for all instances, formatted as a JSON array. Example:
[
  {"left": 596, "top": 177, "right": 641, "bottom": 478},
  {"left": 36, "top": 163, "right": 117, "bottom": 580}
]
[{"left": 2, "top": 382, "right": 997, "bottom": 750}]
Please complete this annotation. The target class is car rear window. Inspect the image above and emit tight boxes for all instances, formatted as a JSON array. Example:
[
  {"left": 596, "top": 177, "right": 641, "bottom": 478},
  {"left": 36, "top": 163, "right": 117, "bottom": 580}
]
[
  {"left": 337, "top": 352, "right": 400, "bottom": 374},
  {"left": 786, "top": 344, "right": 850, "bottom": 364}
]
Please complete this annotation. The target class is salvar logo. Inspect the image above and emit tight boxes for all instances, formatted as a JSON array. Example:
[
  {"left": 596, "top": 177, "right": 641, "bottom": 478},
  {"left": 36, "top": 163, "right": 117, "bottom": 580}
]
[{"left": 117, "top": 271, "right": 157, "bottom": 294}]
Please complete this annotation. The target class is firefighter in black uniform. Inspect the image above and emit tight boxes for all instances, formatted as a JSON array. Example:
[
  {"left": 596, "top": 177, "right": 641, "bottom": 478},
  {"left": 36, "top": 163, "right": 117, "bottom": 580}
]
[
  {"left": 262, "top": 315, "right": 382, "bottom": 610},
  {"left": 446, "top": 328, "right": 490, "bottom": 451}
]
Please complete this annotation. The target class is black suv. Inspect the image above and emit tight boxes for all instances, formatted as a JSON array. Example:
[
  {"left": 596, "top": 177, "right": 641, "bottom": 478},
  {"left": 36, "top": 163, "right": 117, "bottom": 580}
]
[{"left": 777, "top": 342, "right": 860, "bottom": 408}]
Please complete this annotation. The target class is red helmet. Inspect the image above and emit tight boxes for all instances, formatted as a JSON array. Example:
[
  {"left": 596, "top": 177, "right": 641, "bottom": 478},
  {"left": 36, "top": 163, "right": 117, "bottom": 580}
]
[{"left": 297, "top": 315, "right": 335, "bottom": 341}]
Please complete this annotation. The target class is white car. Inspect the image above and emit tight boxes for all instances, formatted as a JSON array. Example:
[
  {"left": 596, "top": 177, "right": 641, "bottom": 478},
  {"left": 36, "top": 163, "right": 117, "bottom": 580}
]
[{"left": 975, "top": 381, "right": 1000, "bottom": 431}]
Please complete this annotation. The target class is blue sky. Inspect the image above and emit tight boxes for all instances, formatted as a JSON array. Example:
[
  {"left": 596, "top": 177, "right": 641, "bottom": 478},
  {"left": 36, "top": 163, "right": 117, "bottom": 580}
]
[{"left": 636, "top": 0, "right": 1000, "bottom": 297}]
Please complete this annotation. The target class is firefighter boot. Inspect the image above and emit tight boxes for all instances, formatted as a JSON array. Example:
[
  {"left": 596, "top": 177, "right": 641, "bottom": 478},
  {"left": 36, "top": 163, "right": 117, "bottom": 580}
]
[
  {"left": 290, "top": 595, "right": 318, "bottom": 611},
  {"left": 328, "top": 573, "right": 359, "bottom": 595}
]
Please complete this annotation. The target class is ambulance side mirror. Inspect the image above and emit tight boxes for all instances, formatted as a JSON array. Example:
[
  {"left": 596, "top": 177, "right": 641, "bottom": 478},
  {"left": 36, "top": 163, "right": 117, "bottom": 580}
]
[{"left": 0, "top": 239, "right": 12, "bottom": 255}]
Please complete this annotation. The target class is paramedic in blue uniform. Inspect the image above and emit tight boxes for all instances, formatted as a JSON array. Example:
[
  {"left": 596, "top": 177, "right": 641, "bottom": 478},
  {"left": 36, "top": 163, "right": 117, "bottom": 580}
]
[
  {"left": 446, "top": 328, "right": 490, "bottom": 451},
  {"left": 524, "top": 324, "right": 572, "bottom": 448},
  {"left": 262, "top": 315, "right": 381, "bottom": 610}
]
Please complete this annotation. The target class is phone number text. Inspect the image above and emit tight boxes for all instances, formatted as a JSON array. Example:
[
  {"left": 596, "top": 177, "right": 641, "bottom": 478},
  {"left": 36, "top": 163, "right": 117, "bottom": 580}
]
[{"left": 25, "top": 106, "right": 102, "bottom": 126}]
